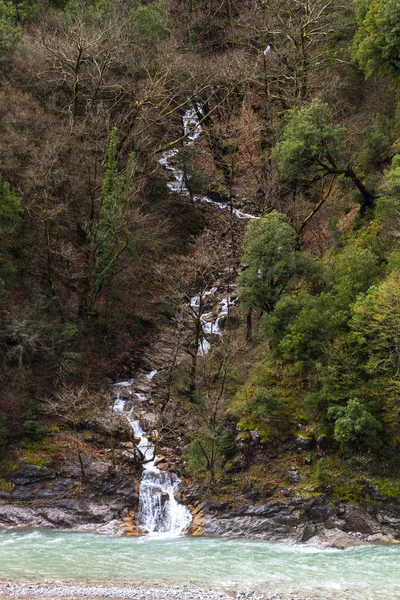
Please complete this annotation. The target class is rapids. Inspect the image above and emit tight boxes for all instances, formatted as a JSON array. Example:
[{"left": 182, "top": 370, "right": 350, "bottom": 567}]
[{"left": 0, "top": 529, "right": 399, "bottom": 599}]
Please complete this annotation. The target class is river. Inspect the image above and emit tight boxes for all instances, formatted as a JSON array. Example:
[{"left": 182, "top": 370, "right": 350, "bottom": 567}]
[{"left": 0, "top": 529, "right": 399, "bottom": 599}]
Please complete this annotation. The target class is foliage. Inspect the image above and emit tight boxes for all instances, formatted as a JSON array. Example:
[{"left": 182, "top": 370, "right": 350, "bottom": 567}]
[
  {"left": 271, "top": 100, "right": 374, "bottom": 212},
  {"left": 239, "top": 211, "right": 320, "bottom": 314},
  {"left": 271, "top": 100, "right": 347, "bottom": 184},
  {"left": 0, "top": 1, "right": 19, "bottom": 55},
  {"left": 328, "top": 398, "right": 382, "bottom": 449},
  {"left": 128, "top": 1, "right": 170, "bottom": 45},
  {"left": 353, "top": 0, "right": 400, "bottom": 82},
  {"left": 0, "top": 178, "right": 22, "bottom": 292},
  {"left": 357, "top": 115, "right": 396, "bottom": 171}
]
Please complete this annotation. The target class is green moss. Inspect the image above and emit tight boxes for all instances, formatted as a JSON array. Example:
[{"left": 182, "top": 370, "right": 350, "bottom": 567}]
[
  {"left": 0, "top": 478, "right": 13, "bottom": 492},
  {"left": 374, "top": 478, "right": 400, "bottom": 499},
  {"left": 20, "top": 439, "right": 58, "bottom": 467}
]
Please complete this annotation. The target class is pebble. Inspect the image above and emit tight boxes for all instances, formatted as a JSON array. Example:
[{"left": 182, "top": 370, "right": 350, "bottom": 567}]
[{"left": 0, "top": 582, "right": 316, "bottom": 600}]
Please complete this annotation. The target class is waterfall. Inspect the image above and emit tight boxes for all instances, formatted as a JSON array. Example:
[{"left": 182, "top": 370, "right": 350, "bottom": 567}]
[
  {"left": 189, "top": 288, "right": 238, "bottom": 356},
  {"left": 113, "top": 381, "right": 192, "bottom": 537},
  {"left": 159, "top": 106, "right": 258, "bottom": 220},
  {"left": 111, "top": 106, "right": 257, "bottom": 537}
]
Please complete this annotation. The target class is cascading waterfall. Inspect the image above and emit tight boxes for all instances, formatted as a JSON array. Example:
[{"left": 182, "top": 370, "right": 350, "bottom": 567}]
[
  {"left": 113, "top": 380, "right": 192, "bottom": 537},
  {"left": 112, "top": 106, "right": 257, "bottom": 536},
  {"left": 189, "top": 288, "right": 238, "bottom": 356}
]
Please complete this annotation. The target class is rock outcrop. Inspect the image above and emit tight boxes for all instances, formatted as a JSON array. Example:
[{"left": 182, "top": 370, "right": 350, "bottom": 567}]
[
  {"left": 194, "top": 491, "right": 400, "bottom": 548},
  {"left": 0, "top": 462, "right": 138, "bottom": 535}
]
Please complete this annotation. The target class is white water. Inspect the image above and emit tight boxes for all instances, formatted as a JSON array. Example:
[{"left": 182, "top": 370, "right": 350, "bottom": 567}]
[
  {"left": 1, "top": 529, "right": 400, "bottom": 599},
  {"left": 159, "top": 106, "right": 258, "bottom": 220},
  {"left": 113, "top": 381, "right": 192, "bottom": 537},
  {"left": 189, "top": 287, "right": 237, "bottom": 355}
]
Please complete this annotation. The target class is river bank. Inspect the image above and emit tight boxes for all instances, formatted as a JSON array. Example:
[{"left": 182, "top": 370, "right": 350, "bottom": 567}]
[{"left": 0, "top": 582, "right": 315, "bottom": 600}]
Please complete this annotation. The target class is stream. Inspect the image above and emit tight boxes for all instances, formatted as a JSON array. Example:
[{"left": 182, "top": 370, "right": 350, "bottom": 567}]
[
  {"left": 113, "top": 381, "right": 192, "bottom": 536},
  {"left": 0, "top": 528, "right": 399, "bottom": 599},
  {"left": 111, "top": 106, "right": 253, "bottom": 536}
]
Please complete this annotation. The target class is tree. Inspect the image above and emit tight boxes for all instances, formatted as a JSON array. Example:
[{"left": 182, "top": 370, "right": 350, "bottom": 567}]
[
  {"left": 78, "top": 129, "right": 135, "bottom": 317},
  {"left": 353, "top": 0, "right": 400, "bottom": 83},
  {"left": 0, "top": 177, "right": 22, "bottom": 293},
  {"left": 0, "top": 1, "right": 20, "bottom": 58},
  {"left": 271, "top": 100, "right": 375, "bottom": 215},
  {"left": 238, "top": 211, "right": 319, "bottom": 321},
  {"left": 328, "top": 398, "right": 382, "bottom": 450}
]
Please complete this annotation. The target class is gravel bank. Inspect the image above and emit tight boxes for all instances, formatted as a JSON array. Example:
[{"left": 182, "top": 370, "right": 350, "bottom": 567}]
[{"left": 0, "top": 582, "right": 315, "bottom": 600}]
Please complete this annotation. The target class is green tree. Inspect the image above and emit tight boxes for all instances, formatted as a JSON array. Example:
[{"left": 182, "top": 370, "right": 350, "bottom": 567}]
[
  {"left": 0, "top": 178, "right": 22, "bottom": 293},
  {"left": 238, "top": 211, "right": 319, "bottom": 319},
  {"left": 328, "top": 398, "right": 382, "bottom": 449},
  {"left": 275, "top": 244, "right": 380, "bottom": 361},
  {"left": 271, "top": 100, "right": 375, "bottom": 214},
  {"left": 0, "top": 0, "right": 19, "bottom": 57},
  {"left": 353, "top": 0, "right": 400, "bottom": 83},
  {"left": 79, "top": 129, "right": 135, "bottom": 317}
]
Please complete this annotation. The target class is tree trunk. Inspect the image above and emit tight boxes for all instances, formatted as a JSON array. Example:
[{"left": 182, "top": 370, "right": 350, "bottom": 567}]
[{"left": 345, "top": 168, "right": 375, "bottom": 215}]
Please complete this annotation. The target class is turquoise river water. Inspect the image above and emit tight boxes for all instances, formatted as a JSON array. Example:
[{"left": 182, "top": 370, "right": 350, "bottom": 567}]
[{"left": 0, "top": 529, "right": 399, "bottom": 599}]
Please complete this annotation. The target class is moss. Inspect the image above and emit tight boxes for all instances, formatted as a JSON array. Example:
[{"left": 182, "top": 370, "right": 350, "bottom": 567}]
[
  {"left": 20, "top": 439, "right": 58, "bottom": 467},
  {"left": 0, "top": 478, "right": 13, "bottom": 492},
  {"left": 374, "top": 478, "right": 400, "bottom": 499}
]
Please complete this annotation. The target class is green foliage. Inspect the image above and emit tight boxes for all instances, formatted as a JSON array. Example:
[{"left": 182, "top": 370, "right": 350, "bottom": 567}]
[
  {"left": 218, "top": 427, "right": 236, "bottom": 460},
  {"left": 328, "top": 398, "right": 382, "bottom": 449},
  {"left": 273, "top": 244, "right": 380, "bottom": 361},
  {"left": 238, "top": 211, "right": 320, "bottom": 313},
  {"left": 89, "top": 129, "right": 134, "bottom": 308},
  {"left": 128, "top": 1, "right": 170, "bottom": 45},
  {"left": 382, "top": 154, "right": 400, "bottom": 197},
  {"left": 271, "top": 100, "right": 347, "bottom": 184},
  {"left": 353, "top": 0, "right": 400, "bottom": 82},
  {"left": 271, "top": 99, "right": 374, "bottom": 212},
  {"left": 0, "top": 1, "right": 19, "bottom": 55},
  {"left": 357, "top": 115, "right": 396, "bottom": 170},
  {"left": 0, "top": 178, "right": 22, "bottom": 293},
  {"left": 23, "top": 419, "right": 48, "bottom": 440},
  {"left": 315, "top": 458, "right": 329, "bottom": 486}
]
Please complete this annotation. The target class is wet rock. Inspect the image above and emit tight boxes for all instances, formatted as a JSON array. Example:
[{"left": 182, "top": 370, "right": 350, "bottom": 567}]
[
  {"left": 298, "top": 523, "right": 316, "bottom": 542},
  {"left": 306, "top": 491, "right": 333, "bottom": 522},
  {"left": 160, "top": 492, "right": 169, "bottom": 506},
  {"left": 312, "top": 528, "right": 365, "bottom": 549},
  {"left": 342, "top": 506, "right": 376, "bottom": 535}
]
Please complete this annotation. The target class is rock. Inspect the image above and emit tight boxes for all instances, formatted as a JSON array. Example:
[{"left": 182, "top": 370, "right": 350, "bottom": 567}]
[
  {"left": 160, "top": 492, "right": 169, "bottom": 506},
  {"left": 250, "top": 430, "right": 261, "bottom": 444},
  {"left": 366, "top": 533, "right": 395, "bottom": 544},
  {"left": 375, "top": 503, "right": 400, "bottom": 527},
  {"left": 287, "top": 468, "right": 300, "bottom": 483},
  {"left": 342, "top": 506, "right": 376, "bottom": 535},
  {"left": 299, "top": 523, "right": 316, "bottom": 542},
  {"left": 362, "top": 483, "right": 382, "bottom": 501},
  {"left": 11, "top": 465, "right": 55, "bottom": 486},
  {"left": 295, "top": 435, "right": 313, "bottom": 450},
  {"left": 313, "top": 528, "right": 365, "bottom": 549},
  {"left": 306, "top": 491, "right": 333, "bottom": 522}
]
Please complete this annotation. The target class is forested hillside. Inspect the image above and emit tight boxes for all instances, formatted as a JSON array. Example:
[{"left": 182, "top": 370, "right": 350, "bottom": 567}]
[{"left": 1, "top": 0, "right": 400, "bottom": 506}]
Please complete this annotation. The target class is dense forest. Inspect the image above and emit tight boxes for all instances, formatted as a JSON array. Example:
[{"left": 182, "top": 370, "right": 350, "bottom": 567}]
[{"left": 1, "top": 0, "right": 400, "bottom": 505}]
